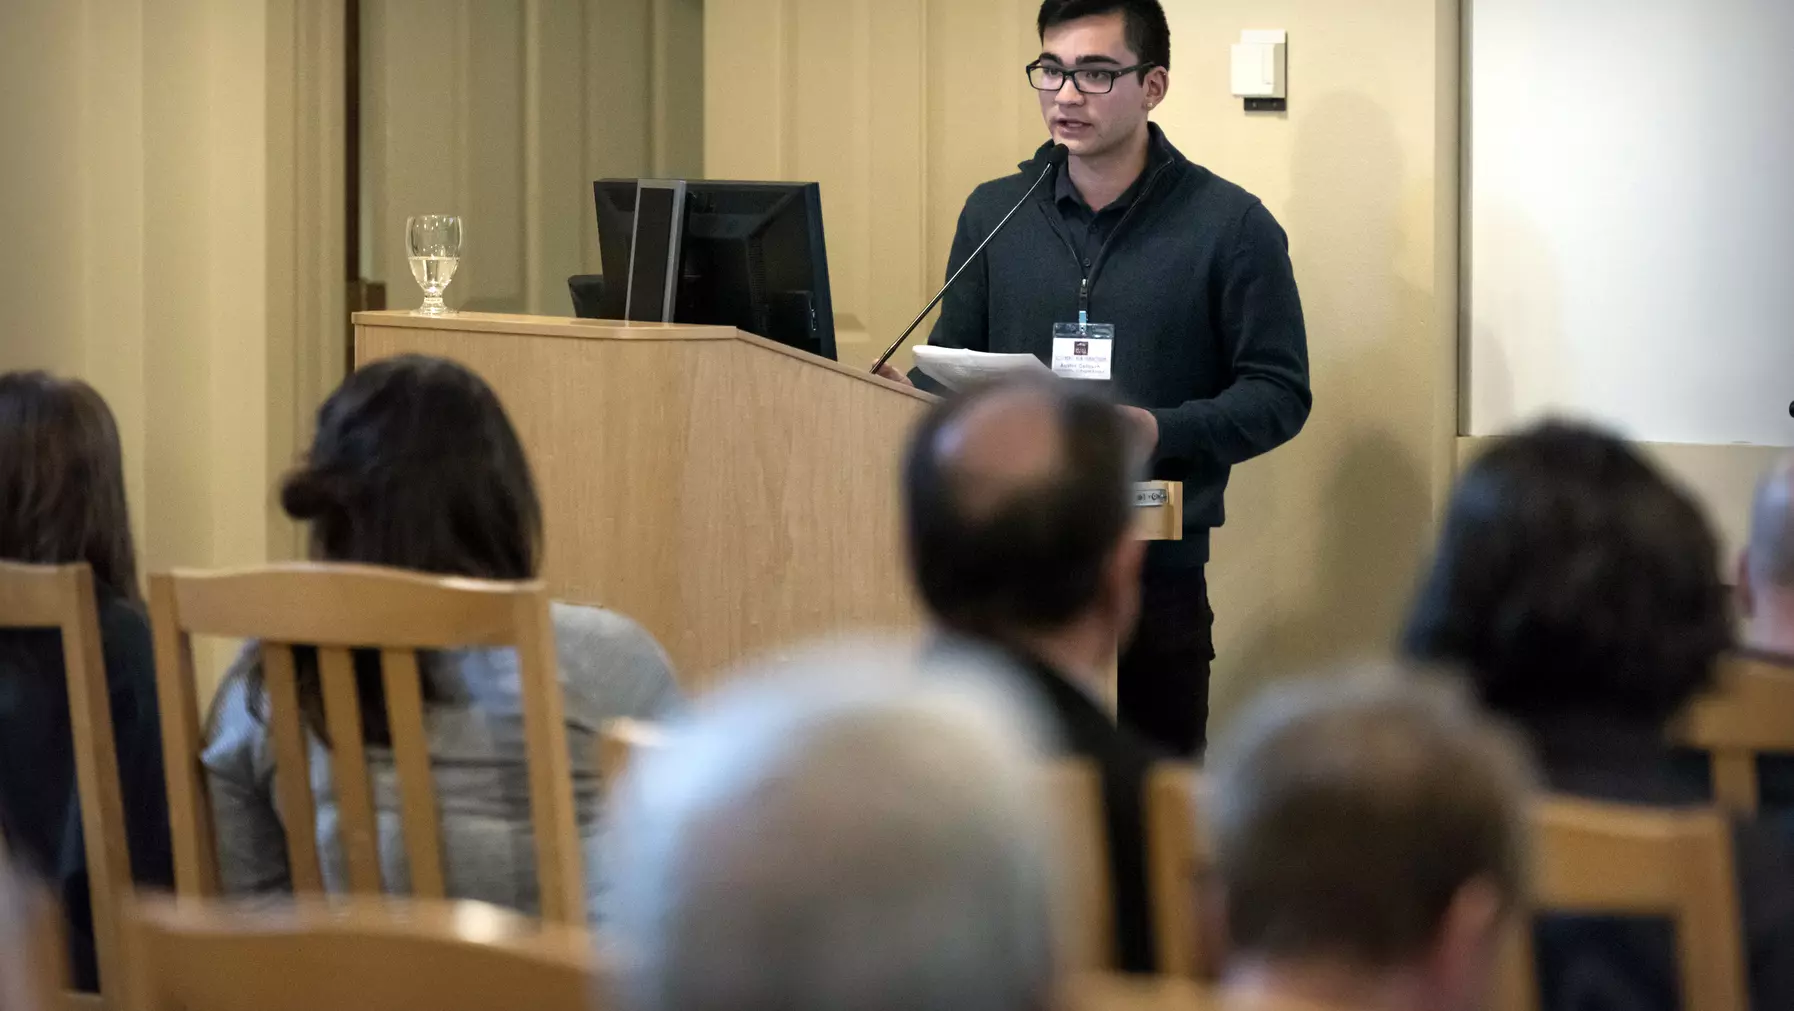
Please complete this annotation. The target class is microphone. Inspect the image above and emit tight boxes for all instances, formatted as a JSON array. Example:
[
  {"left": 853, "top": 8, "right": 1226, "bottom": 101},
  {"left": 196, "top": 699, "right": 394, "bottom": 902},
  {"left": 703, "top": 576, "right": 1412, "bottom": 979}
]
[{"left": 870, "top": 143, "right": 1071, "bottom": 377}]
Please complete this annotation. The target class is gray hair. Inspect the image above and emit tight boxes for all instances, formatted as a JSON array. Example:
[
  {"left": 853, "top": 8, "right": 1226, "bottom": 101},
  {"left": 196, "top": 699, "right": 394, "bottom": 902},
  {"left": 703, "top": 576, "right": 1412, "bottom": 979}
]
[
  {"left": 1747, "top": 453, "right": 1794, "bottom": 590},
  {"left": 602, "top": 641, "right": 1058, "bottom": 1011}
]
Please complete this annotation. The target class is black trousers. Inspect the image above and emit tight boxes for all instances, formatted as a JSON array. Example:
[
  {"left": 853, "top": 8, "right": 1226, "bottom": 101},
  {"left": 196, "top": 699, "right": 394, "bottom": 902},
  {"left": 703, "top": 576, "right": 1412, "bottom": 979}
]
[{"left": 1117, "top": 565, "right": 1215, "bottom": 758}]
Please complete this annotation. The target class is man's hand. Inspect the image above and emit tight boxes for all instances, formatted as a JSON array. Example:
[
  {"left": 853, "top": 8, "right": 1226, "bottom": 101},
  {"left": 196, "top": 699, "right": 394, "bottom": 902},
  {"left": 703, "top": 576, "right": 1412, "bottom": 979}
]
[
  {"left": 1120, "top": 405, "right": 1159, "bottom": 453},
  {"left": 874, "top": 362, "right": 914, "bottom": 387}
]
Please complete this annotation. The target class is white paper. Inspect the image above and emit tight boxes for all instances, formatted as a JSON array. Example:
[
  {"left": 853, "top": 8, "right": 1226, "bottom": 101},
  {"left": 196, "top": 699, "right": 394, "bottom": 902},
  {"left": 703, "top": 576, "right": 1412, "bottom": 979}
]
[{"left": 912, "top": 346, "right": 1053, "bottom": 391}]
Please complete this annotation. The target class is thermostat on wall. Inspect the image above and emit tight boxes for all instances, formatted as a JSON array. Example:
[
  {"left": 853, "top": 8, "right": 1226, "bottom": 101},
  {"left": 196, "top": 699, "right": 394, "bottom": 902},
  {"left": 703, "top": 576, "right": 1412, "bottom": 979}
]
[{"left": 1231, "top": 29, "right": 1287, "bottom": 112}]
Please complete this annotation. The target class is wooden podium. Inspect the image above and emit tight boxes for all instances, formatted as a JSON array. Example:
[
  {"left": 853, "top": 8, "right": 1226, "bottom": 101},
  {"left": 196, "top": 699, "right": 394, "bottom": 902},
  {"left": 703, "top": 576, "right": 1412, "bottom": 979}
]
[{"left": 354, "top": 311, "right": 1181, "bottom": 693}]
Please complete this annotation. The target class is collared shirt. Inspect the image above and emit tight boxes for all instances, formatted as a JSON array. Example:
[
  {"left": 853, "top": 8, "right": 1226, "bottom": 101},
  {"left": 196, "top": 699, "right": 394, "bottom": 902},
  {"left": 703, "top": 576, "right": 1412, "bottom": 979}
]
[{"left": 1053, "top": 164, "right": 1149, "bottom": 271}]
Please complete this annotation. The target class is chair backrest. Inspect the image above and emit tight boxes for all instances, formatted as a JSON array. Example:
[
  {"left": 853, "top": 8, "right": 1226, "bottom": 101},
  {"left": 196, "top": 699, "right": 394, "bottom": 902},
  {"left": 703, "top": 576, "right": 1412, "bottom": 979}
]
[
  {"left": 1143, "top": 762, "right": 1215, "bottom": 980},
  {"left": 0, "top": 839, "right": 67, "bottom": 1011},
  {"left": 1061, "top": 972, "right": 1215, "bottom": 1011},
  {"left": 1044, "top": 759, "right": 1114, "bottom": 972},
  {"left": 596, "top": 718, "right": 667, "bottom": 793},
  {"left": 1497, "top": 796, "right": 1748, "bottom": 1011},
  {"left": 147, "top": 563, "right": 585, "bottom": 923},
  {"left": 1672, "top": 654, "right": 1794, "bottom": 815},
  {"left": 0, "top": 562, "right": 134, "bottom": 1000},
  {"left": 125, "top": 896, "right": 600, "bottom": 1011}
]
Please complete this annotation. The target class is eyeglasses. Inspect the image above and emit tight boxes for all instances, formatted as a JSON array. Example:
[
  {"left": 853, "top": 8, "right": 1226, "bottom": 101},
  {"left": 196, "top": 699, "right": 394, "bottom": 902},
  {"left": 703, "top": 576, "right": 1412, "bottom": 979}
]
[{"left": 1026, "top": 60, "right": 1157, "bottom": 95}]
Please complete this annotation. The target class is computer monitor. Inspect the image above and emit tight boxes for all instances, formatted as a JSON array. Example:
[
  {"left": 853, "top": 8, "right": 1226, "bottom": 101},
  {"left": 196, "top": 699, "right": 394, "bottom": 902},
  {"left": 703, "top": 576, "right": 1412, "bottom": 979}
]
[{"left": 588, "top": 179, "right": 837, "bottom": 361}]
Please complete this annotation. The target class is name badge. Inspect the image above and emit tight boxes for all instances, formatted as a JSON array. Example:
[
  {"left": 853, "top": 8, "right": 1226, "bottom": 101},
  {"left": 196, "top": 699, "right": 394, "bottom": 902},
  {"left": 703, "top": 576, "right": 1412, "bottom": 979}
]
[{"left": 1051, "top": 322, "right": 1115, "bottom": 381}]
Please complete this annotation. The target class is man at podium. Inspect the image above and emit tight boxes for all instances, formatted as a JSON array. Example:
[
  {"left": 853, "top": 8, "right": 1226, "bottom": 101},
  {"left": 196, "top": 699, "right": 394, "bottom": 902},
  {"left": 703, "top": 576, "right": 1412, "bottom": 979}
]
[{"left": 901, "top": 0, "right": 1311, "bottom": 756}]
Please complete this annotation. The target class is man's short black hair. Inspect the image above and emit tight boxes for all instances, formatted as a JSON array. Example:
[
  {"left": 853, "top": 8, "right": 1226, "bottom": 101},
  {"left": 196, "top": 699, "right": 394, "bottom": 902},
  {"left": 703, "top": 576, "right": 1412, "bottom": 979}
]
[
  {"left": 903, "top": 379, "right": 1136, "bottom": 640},
  {"left": 1037, "top": 0, "right": 1171, "bottom": 73},
  {"left": 1403, "top": 421, "right": 1732, "bottom": 725}
]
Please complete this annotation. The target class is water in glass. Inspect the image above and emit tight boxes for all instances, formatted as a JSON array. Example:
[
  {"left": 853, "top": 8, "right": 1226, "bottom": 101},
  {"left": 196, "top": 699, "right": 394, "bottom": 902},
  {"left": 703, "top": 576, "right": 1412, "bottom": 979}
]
[{"left": 405, "top": 215, "right": 463, "bottom": 315}]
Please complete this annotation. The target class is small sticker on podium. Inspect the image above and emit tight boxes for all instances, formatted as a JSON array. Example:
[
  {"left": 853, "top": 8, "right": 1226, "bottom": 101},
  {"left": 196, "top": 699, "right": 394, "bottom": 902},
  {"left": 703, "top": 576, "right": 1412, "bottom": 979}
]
[{"left": 1134, "top": 487, "right": 1169, "bottom": 508}]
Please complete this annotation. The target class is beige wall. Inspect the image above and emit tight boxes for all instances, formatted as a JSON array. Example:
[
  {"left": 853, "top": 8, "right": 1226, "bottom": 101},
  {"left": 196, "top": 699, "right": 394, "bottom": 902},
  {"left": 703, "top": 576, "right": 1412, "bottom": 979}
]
[
  {"left": 706, "top": 0, "right": 1461, "bottom": 724},
  {"left": 361, "top": 0, "right": 702, "bottom": 317},
  {"left": 0, "top": 0, "right": 346, "bottom": 686}
]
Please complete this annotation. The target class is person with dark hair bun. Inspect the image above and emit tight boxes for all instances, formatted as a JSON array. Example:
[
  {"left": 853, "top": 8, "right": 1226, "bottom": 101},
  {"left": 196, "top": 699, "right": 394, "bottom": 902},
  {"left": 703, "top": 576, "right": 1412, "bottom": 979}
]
[
  {"left": 1404, "top": 419, "right": 1794, "bottom": 1011},
  {"left": 202, "top": 354, "right": 681, "bottom": 918},
  {"left": 0, "top": 371, "right": 173, "bottom": 991}
]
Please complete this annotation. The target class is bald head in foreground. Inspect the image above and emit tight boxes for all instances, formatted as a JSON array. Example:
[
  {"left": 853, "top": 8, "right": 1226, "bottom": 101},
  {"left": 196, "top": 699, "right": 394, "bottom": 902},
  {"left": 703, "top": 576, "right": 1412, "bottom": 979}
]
[
  {"left": 1205, "top": 672, "right": 1535, "bottom": 1011},
  {"left": 1741, "top": 453, "right": 1794, "bottom": 661},
  {"left": 902, "top": 377, "right": 1168, "bottom": 972},
  {"left": 601, "top": 647, "right": 1058, "bottom": 1011}
]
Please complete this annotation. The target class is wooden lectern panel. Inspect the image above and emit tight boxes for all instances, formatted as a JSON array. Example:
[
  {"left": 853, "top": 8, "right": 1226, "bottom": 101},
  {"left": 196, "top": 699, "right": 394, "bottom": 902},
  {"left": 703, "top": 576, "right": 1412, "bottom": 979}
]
[{"left": 355, "top": 312, "right": 929, "bottom": 692}]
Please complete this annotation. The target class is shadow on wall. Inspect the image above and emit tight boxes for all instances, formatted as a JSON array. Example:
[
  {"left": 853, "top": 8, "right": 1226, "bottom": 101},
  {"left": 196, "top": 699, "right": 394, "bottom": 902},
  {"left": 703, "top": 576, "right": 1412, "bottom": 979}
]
[{"left": 1208, "top": 91, "right": 1438, "bottom": 726}]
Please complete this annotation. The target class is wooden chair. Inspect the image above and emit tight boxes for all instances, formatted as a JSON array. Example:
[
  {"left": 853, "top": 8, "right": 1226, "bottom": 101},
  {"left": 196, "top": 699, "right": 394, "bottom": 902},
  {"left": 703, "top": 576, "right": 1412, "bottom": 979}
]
[
  {"left": 0, "top": 562, "right": 134, "bottom": 1004},
  {"left": 0, "top": 839, "right": 69, "bottom": 1011},
  {"left": 1143, "top": 762, "right": 1216, "bottom": 980},
  {"left": 1497, "top": 797, "right": 1748, "bottom": 1011},
  {"left": 595, "top": 718, "right": 667, "bottom": 793},
  {"left": 1062, "top": 972, "right": 1216, "bottom": 1011},
  {"left": 1672, "top": 654, "right": 1794, "bottom": 815},
  {"left": 148, "top": 563, "right": 586, "bottom": 923},
  {"left": 124, "top": 896, "right": 600, "bottom": 1011},
  {"left": 1044, "top": 759, "right": 1114, "bottom": 972}
]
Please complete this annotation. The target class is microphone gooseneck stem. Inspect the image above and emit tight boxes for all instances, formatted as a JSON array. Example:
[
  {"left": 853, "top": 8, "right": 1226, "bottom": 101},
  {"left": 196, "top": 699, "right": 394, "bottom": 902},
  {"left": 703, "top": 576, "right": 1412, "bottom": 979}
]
[{"left": 869, "top": 150, "right": 1066, "bottom": 377}]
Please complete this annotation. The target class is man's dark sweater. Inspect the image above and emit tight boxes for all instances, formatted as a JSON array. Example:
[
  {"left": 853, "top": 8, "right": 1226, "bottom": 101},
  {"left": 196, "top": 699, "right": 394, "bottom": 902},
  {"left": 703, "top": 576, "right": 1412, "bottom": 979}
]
[{"left": 914, "top": 125, "right": 1312, "bottom": 565}]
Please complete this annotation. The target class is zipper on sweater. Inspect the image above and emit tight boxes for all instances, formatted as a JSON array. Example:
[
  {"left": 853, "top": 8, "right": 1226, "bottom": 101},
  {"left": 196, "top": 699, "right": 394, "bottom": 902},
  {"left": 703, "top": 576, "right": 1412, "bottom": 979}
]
[{"left": 1051, "top": 158, "right": 1177, "bottom": 315}]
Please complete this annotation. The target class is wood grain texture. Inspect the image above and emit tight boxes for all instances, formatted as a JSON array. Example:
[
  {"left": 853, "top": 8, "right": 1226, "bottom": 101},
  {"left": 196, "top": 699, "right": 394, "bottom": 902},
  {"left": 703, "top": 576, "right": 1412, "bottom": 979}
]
[
  {"left": 148, "top": 565, "right": 584, "bottom": 914},
  {"left": 148, "top": 575, "right": 223, "bottom": 898},
  {"left": 126, "top": 896, "right": 601, "bottom": 1011},
  {"left": 1045, "top": 759, "right": 1115, "bottom": 973},
  {"left": 381, "top": 649, "right": 447, "bottom": 898},
  {"left": 1671, "top": 654, "right": 1794, "bottom": 816},
  {"left": 357, "top": 314, "right": 930, "bottom": 691},
  {"left": 0, "top": 563, "right": 132, "bottom": 1001},
  {"left": 319, "top": 647, "right": 384, "bottom": 893},
  {"left": 1497, "top": 798, "right": 1748, "bottom": 1011},
  {"left": 263, "top": 645, "right": 325, "bottom": 895},
  {"left": 1143, "top": 763, "right": 1215, "bottom": 981}
]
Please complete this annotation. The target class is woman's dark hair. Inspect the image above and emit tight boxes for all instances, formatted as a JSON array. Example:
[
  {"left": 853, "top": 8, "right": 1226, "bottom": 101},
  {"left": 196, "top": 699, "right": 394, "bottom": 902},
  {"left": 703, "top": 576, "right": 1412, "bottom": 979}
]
[
  {"left": 282, "top": 354, "right": 541, "bottom": 579},
  {"left": 1403, "top": 420, "right": 1732, "bottom": 725},
  {"left": 0, "top": 372, "right": 140, "bottom": 603},
  {"left": 253, "top": 354, "right": 542, "bottom": 745}
]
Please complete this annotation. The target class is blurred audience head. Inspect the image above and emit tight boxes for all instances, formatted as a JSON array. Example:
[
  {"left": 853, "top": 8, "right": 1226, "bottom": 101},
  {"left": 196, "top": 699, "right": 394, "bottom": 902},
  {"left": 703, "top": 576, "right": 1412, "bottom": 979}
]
[
  {"left": 902, "top": 377, "right": 1144, "bottom": 678},
  {"left": 1740, "top": 453, "right": 1794, "bottom": 658},
  {"left": 0, "top": 371, "right": 139, "bottom": 602},
  {"left": 603, "top": 642, "right": 1058, "bottom": 1011},
  {"left": 1403, "top": 420, "right": 1730, "bottom": 726},
  {"left": 281, "top": 354, "right": 541, "bottom": 580},
  {"left": 1205, "top": 670, "right": 1535, "bottom": 1011}
]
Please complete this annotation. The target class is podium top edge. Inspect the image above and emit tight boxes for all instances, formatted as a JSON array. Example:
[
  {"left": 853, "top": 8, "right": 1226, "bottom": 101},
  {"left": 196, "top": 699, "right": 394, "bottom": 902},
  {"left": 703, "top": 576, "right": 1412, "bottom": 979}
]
[{"left": 352, "top": 310, "right": 742, "bottom": 341}]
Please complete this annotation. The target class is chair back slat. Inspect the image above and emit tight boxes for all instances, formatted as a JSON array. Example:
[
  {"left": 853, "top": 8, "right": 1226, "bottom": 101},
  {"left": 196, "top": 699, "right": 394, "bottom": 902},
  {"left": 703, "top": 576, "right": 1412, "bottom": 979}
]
[
  {"left": 0, "top": 562, "right": 133, "bottom": 1000},
  {"left": 318, "top": 646, "right": 384, "bottom": 893},
  {"left": 262, "top": 645, "right": 325, "bottom": 895},
  {"left": 1144, "top": 762, "right": 1212, "bottom": 980},
  {"left": 148, "top": 564, "right": 584, "bottom": 917},
  {"left": 148, "top": 576, "right": 221, "bottom": 897},
  {"left": 381, "top": 648, "right": 446, "bottom": 898},
  {"left": 1499, "top": 798, "right": 1748, "bottom": 1011},
  {"left": 126, "top": 896, "right": 601, "bottom": 1011},
  {"left": 511, "top": 590, "right": 584, "bottom": 924},
  {"left": 1044, "top": 759, "right": 1114, "bottom": 972},
  {"left": 1672, "top": 655, "right": 1794, "bottom": 815}
]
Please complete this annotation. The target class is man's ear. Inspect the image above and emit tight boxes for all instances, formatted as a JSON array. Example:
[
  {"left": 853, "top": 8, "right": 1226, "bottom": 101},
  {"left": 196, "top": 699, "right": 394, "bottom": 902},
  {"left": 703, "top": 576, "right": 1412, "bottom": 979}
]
[
  {"left": 1427, "top": 878, "right": 1507, "bottom": 1002},
  {"left": 1145, "top": 67, "right": 1169, "bottom": 109}
]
